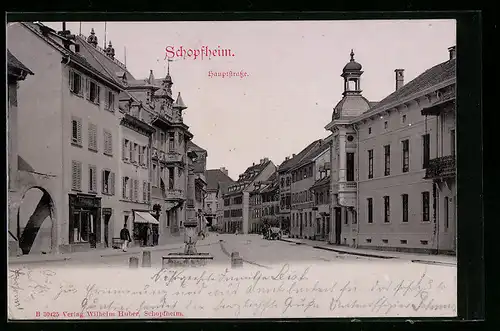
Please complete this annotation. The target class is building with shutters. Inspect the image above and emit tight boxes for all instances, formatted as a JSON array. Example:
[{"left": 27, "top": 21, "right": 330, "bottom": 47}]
[
  {"left": 7, "top": 22, "right": 124, "bottom": 253},
  {"left": 324, "top": 47, "right": 456, "bottom": 254}
]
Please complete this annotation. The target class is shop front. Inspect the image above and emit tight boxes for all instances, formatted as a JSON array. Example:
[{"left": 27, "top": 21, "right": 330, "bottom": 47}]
[
  {"left": 132, "top": 210, "right": 160, "bottom": 247},
  {"left": 68, "top": 193, "right": 102, "bottom": 252}
]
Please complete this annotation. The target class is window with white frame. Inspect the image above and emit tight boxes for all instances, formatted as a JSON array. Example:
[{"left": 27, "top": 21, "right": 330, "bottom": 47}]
[{"left": 71, "top": 116, "right": 82, "bottom": 146}]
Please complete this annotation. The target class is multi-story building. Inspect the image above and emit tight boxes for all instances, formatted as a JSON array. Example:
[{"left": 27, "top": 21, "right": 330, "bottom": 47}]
[
  {"left": 76, "top": 28, "right": 197, "bottom": 245},
  {"left": 325, "top": 47, "right": 456, "bottom": 254},
  {"left": 216, "top": 181, "right": 232, "bottom": 232},
  {"left": 204, "top": 167, "right": 234, "bottom": 229},
  {"left": 310, "top": 157, "right": 332, "bottom": 241},
  {"left": 251, "top": 172, "right": 280, "bottom": 233},
  {"left": 223, "top": 158, "right": 276, "bottom": 234},
  {"left": 186, "top": 141, "right": 208, "bottom": 232},
  {"left": 290, "top": 140, "right": 330, "bottom": 239},
  {"left": 8, "top": 22, "right": 123, "bottom": 253},
  {"left": 277, "top": 142, "right": 320, "bottom": 233},
  {"left": 7, "top": 49, "right": 34, "bottom": 256},
  {"left": 74, "top": 29, "right": 157, "bottom": 247}
]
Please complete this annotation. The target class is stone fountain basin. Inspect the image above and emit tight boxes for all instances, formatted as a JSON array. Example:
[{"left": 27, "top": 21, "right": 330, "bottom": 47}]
[{"left": 162, "top": 253, "right": 214, "bottom": 268}]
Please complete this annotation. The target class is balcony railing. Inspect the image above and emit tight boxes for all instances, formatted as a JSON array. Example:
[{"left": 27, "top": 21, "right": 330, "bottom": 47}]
[
  {"left": 424, "top": 155, "right": 456, "bottom": 180},
  {"left": 164, "top": 189, "right": 184, "bottom": 201}
]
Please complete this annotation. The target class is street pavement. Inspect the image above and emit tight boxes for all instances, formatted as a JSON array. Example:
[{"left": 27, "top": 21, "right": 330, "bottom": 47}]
[{"left": 8, "top": 233, "right": 456, "bottom": 268}]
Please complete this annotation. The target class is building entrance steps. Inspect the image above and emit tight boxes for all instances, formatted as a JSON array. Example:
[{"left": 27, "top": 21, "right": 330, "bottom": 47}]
[
  {"left": 8, "top": 234, "right": 220, "bottom": 265},
  {"left": 279, "top": 237, "right": 456, "bottom": 266}
]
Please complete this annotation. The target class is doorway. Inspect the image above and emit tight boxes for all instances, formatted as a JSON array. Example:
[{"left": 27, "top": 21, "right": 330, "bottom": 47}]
[{"left": 334, "top": 207, "right": 342, "bottom": 244}]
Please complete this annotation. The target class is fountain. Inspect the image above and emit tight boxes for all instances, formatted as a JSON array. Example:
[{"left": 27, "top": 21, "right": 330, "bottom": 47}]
[{"left": 162, "top": 219, "right": 213, "bottom": 268}]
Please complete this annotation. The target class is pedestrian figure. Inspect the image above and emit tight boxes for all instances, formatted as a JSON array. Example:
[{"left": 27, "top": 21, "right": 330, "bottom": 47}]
[
  {"left": 120, "top": 224, "right": 132, "bottom": 252},
  {"left": 146, "top": 224, "right": 153, "bottom": 246}
]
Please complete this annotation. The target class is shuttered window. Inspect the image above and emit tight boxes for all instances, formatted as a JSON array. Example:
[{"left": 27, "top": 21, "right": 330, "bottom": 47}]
[
  {"left": 71, "top": 160, "right": 82, "bottom": 191},
  {"left": 110, "top": 172, "right": 115, "bottom": 195},
  {"left": 129, "top": 141, "right": 134, "bottom": 162},
  {"left": 104, "top": 89, "right": 114, "bottom": 111},
  {"left": 139, "top": 145, "right": 144, "bottom": 165},
  {"left": 89, "top": 165, "right": 97, "bottom": 192},
  {"left": 129, "top": 177, "right": 134, "bottom": 200},
  {"left": 122, "top": 139, "right": 129, "bottom": 161},
  {"left": 103, "top": 130, "right": 112, "bottom": 156},
  {"left": 88, "top": 123, "right": 98, "bottom": 151},
  {"left": 142, "top": 181, "right": 147, "bottom": 202},
  {"left": 69, "top": 70, "right": 83, "bottom": 96},
  {"left": 147, "top": 182, "right": 151, "bottom": 202},
  {"left": 71, "top": 116, "right": 82, "bottom": 146},
  {"left": 122, "top": 176, "right": 129, "bottom": 199},
  {"left": 134, "top": 179, "right": 139, "bottom": 201}
]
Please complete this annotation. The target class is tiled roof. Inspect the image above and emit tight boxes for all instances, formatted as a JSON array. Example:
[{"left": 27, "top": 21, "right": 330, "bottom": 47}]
[
  {"left": 363, "top": 58, "right": 456, "bottom": 116},
  {"left": 205, "top": 169, "right": 235, "bottom": 191},
  {"left": 187, "top": 140, "right": 206, "bottom": 152},
  {"left": 311, "top": 175, "right": 330, "bottom": 190},
  {"left": 218, "top": 182, "right": 231, "bottom": 195},
  {"left": 239, "top": 160, "right": 272, "bottom": 182},
  {"left": 7, "top": 50, "right": 34, "bottom": 76},
  {"left": 278, "top": 140, "right": 321, "bottom": 172},
  {"left": 289, "top": 142, "right": 329, "bottom": 172}
]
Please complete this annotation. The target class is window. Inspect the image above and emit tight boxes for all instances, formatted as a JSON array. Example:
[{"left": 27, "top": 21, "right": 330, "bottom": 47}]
[
  {"left": 402, "top": 139, "right": 409, "bottom": 173},
  {"left": 402, "top": 194, "right": 408, "bottom": 223},
  {"left": 71, "top": 160, "right": 82, "bottom": 191},
  {"left": 88, "top": 165, "right": 97, "bottom": 193},
  {"left": 450, "top": 129, "right": 456, "bottom": 156},
  {"left": 346, "top": 152, "right": 355, "bottom": 181},
  {"left": 105, "top": 90, "right": 115, "bottom": 111},
  {"left": 122, "top": 139, "right": 129, "bottom": 161},
  {"left": 71, "top": 117, "right": 82, "bottom": 146},
  {"left": 444, "top": 196, "right": 450, "bottom": 230},
  {"left": 129, "top": 141, "right": 134, "bottom": 162},
  {"left": 69, "top": 70, "right": 83, "bottom": 96},
  {"left": 102, "top": 170, "right": 114, "bottom": 195},
  {"left": 383, "top": 196, "right": 390, "bottom": 223},
  {"left": 402, "top": 114, "right": 407, "bottom": 124},
  {"left": 344, "top": 209, "right": 348, "bottom": 225},
  {"left": 133, "top": 143, "right": 139, "bottom": 163},
  {"left": 122, "top": 176, "right": 129, "bottom": 199},
  {"left": 152, "top": 164, "right": 157, "bottom": 186},
  {"left": 86, "top": 79, "right": 100, "bottom": 104},
  {"left": 422, "top": 191, "right": 430, "bottom": 222},
  {"left": 384, "top": 145, "right": 391, "bottom": 176},
  {"left": 309, "top": 212, "right": 312, "bottom": 227},
  {"left": 103, "top": 130, "right": 112, "bottom": 156},
  {"left": 422, "top": 134, "right": 430, "bottom": 168},
  {"left": 88, "top": 123, "right": 98, "bottom": 151},
  {"left": 168, "top": 167, "right": 175, "bottom": 189},
  {"left": 129, "top": 177, "right": 134, "bottom": 200},
  {"left": 368, "top": 127, "right": 372, "bottom": 134},
  {"left": 368, "top": 149, "right": 374, "bottom": 179},
  {"left": 168, "top": 132, "right": 175, "bottom": 151},
  {"left": 384, "top": 121, "right": 388, "bottom": 129},
  {"left": 138, "top": 145, "right": 144, "bottom": 165}
]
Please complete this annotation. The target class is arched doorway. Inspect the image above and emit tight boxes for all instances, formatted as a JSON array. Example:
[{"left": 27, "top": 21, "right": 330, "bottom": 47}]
[{"left": 17, "top": 187, "right": 55, "bottom": 255}]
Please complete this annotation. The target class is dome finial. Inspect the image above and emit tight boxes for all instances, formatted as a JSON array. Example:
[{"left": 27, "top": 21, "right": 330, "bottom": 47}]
[{"left": 350, "top": 49, "right": 355, "bottom": 61}]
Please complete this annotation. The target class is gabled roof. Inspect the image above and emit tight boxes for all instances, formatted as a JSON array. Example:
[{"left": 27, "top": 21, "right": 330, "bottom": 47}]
[
  {"left": 278, "top": 139, "right": 322, "bottom": 173},
  {"left": 7, "top": 50, "right": 34, "bottom": 77},
  {"left": 238, "top": 160, "right": 272, "bottom": 183},
  {"left": 362, "top": 58, "right": 456, "bottom": 117},
  {"left": 290, "top": 141, "right": 329, "bottom": 172},
  {"left": 205, "top": 169, "right": 235, "bottom": 191},
  {"left": 187, "top": 140, "right": 206, "bottom": 153}
]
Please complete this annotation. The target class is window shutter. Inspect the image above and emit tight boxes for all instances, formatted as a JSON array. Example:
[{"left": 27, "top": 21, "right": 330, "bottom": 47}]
[
  {"left": 88, "top": 124, "right": 93, "bottom": 150},
  {"left": 108, "top": 132, "right": 113, "bottom": 155},
  {"left": 111, "top": 93, "right": 115, "bottom": 110},
  {"left": 71, "top": 161, "right": 78, "bottom": 190},
  {"left": 91, "top": 166, "right": 97, "bottom": 192},
  {"left": 147, "top": 182, "right": 151, "bottom": 202},
  {"left": 122, "top": 139, "right": 127, "bottom": 161},
  {"left": 104, "top": 90, "right": 109, "bottom": 109},
  {"left": 129, "top": 179, "right": 134, "bottom": 200},
  {"left": 143, "top": 181, "right": 147, "bottom": 202},
  {"left": 96, "top": 85, "right": 101, "bottom": 105},
  {"left": 77, "top": 119, "right": 82, "bottom": 145},
  {"left": 69, "top": 70, "right": 74, "bottom": 91},
  {"left": 101, "top": 170, "right": 106, "bottom": 193},
  {"left": 122, "top": 177, "right": 126, "bottom": 199},
  {"left": 134, "top": 179, "right": 139, "bottom": 201},
  {"left": 110, "top": 172, "right": 115, "bottom": 195},
  {"left": 129, "top": 142, "right": 134, "bottom": 162},
  {"left": 85, "top": 78, "right": 90, "bottom": 100}
]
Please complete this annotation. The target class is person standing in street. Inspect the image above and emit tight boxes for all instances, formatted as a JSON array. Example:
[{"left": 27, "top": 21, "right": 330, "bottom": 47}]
[{"left": 120, "top": 224, "right": 132, "bottom": 252}]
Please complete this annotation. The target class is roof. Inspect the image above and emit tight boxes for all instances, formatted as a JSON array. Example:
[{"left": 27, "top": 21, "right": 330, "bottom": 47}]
[
  {"left": 311, "top": 175, "right": 330, "bottom": 190},
  {"left": 278, "top": 140, "right": 322, "bottom": 173},
  {"left": 290, "top": 141, "right": 330, "bottom": 172},
  {"left": 7, "top": 50, "right": 34, "bottom": 76},
  {"left": 205, "top": 169, "right": 235, "bottom": 191},
  {"left": 363, "top": 58, "right": 456, "bottom": 117},
  {"left": 187, "top": 141, "right": 206, "bottom": 153},
  {"left": 217, "top": 182, "right": 231, "bottom": 195},
  {"left": 238, "top": 160, "right": 272, "bottom": 183}
]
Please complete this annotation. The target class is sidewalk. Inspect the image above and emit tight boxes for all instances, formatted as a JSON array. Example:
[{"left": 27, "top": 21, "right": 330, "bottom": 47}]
[
  {"left": 280, "top": 237, "right": 456, "bottom": 266},
  {"left": 8, "top": 235, "right": 219, "bottom": 265}
]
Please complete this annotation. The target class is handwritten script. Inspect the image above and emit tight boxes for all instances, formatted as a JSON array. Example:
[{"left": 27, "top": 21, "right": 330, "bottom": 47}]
[{"left": 8, "top": 262, "right": 456, "bottom": 319}]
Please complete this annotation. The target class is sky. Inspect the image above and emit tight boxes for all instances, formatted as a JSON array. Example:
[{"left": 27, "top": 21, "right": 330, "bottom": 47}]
[{"left": 45, "top": 20, "right": 456, "bottom": 180}]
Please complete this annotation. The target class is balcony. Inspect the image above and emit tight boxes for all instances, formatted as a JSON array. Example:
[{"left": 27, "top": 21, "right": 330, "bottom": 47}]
[
  {"left": 164, "top": 189, "right": 185, "bottom": 201},
  {"left": 424, "top": 155, "right": 456, "bottom": 180},
  {"left": 164, "top": 151, "right": 184, "bottom": 164}
]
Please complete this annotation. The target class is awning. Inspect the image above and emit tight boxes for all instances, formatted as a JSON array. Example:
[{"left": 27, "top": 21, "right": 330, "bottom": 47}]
[
  {"left": 134, "top": 211, "right": 160, "bottom": 225},
  {"left": 164, "top": 202, "right": 178, "bottom": 211}
]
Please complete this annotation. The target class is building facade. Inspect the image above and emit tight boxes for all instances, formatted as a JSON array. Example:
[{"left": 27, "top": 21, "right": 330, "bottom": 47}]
[
  {"left": 204, "top": 167, "right": 234, "bottom": 229},
  {"left": 7, "top": 50, "right": 34, "bottom": 256},
  {"left": 223, "top": 158, "right": 276, "bottom": 234},
  {"left": 325, "top": 47, "right": 456, "bottom": 254}
]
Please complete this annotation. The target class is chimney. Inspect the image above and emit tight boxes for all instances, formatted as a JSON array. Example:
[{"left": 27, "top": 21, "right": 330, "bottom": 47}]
[
  {"left": 219, "top": 167, "right": 228, "bottom": 176},
  {"left": 292, "top": 154, "right": 296, "bottom": 158},
  {"left": 260, "top": 159, "right": 264, "bottom": 164},
  {"left": 285, "top": 157, "right": 289, "bottom": 161},
  {"left": 448, "top": 46, "right": 456, "bottom": 60},
  {"left": 263, "top": 157, "right": 269, "bottom": 163},
  {"left": 395, "top": 69, "right": 404, "bottom": 91},
  {"left": 252, "top": 162, "right": 255, "bottom": 166}
]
